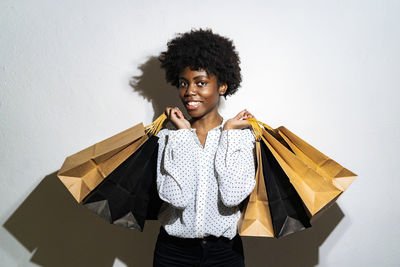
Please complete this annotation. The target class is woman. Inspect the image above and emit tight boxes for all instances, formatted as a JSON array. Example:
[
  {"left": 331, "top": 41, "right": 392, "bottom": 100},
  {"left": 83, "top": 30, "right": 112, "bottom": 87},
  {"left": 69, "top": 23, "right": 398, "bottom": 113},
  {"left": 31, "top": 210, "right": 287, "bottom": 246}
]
[{"left": 154, "top": 28, "right": 256, "bottom": 267}]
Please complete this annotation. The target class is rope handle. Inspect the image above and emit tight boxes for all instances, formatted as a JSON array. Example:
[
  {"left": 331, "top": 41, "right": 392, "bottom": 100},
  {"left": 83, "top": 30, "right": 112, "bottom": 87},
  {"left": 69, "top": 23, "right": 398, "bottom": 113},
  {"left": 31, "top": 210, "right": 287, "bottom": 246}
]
[
  {"left": 145, "top": 113, "right": 167, "bottom": 136},
  {"left": 247, "top": 118, "right": 275, "bottom": 141}
]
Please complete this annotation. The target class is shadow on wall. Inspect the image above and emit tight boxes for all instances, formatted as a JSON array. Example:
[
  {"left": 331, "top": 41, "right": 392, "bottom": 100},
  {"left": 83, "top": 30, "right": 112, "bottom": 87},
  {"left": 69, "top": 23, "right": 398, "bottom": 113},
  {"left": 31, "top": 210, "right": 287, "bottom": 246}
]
[
  {"left": 243, "top": 204, "right": 344, "bottom": 267},
  {"left": 3, "top": 172, "right": 161, "bottom": 267},
  {"left": 130, "top": 56, "right": 187, "bottom": 127},
  {"left": 3, "top": 56, "right": 344, "bottom": 267}
]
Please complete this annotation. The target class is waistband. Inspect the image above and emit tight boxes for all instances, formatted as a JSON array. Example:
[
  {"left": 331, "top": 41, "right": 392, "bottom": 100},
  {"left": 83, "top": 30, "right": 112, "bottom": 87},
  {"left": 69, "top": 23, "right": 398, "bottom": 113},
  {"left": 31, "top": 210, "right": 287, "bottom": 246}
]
[{"left": 158, "top": 226, "right": 235, "bottom": 247}]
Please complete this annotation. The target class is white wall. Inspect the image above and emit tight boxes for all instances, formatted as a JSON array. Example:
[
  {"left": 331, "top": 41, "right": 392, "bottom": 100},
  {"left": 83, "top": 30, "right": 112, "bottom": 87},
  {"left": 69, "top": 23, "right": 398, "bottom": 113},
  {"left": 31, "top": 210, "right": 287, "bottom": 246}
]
[{"left": 1, "top": 0, "right": 399, "bottom": 266}]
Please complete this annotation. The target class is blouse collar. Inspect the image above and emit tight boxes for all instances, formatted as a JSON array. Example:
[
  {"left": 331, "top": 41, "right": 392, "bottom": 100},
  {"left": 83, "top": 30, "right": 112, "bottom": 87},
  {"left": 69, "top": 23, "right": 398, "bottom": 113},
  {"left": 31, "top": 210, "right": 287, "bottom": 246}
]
[{"left": 190, "top": 117, "right": 227, "bottom": 133}]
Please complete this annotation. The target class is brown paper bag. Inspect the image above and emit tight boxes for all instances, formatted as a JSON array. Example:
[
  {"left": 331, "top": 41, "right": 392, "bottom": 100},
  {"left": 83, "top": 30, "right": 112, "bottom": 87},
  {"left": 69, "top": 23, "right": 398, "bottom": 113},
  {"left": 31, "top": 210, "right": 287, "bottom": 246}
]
[
  {"left": 58, "top": 123, "right": 148, "bottom": 202},
  {"left": 260, "top": 128, "right": 342, "bottom": 216},
  {"left": 238, "top": 142, "right": 274, "bottom": 237},
  {"left": 277, "top": 126, "right": 357, "bottom": 191}
]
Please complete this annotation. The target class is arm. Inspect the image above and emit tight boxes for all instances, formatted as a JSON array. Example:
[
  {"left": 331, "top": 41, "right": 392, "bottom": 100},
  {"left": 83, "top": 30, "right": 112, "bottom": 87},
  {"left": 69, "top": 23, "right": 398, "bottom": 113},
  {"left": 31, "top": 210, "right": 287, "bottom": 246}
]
[
  {"left": 215, "top": 128, "right": 256, "bottom": 207},
  {"left": 156, "top": 129, "right": 197, "bottom": 209}
]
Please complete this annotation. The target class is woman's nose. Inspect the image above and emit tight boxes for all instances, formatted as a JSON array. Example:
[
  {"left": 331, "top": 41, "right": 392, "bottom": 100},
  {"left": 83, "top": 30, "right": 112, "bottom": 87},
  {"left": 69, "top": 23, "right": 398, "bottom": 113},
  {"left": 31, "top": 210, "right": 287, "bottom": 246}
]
[{"left": 185, "top": 83, "right": 196, "bottom": 96}]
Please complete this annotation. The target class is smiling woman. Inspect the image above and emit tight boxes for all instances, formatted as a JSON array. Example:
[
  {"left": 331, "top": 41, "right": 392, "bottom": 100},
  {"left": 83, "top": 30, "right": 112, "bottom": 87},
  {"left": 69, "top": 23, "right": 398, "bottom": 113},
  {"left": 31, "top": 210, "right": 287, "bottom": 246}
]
[{"left": 153, "top": 28, "right": 256, "bottom": 266}]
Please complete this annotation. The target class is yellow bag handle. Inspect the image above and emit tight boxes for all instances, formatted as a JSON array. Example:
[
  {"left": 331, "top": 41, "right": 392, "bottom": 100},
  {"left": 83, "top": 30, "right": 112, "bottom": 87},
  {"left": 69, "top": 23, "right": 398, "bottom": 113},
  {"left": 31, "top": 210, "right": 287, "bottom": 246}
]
[
  {"left": 247, "top": 118, "right": 275, "bottom": 141},
  {"left": 145, "top": 113, "right": 167, "bottom": 136}
]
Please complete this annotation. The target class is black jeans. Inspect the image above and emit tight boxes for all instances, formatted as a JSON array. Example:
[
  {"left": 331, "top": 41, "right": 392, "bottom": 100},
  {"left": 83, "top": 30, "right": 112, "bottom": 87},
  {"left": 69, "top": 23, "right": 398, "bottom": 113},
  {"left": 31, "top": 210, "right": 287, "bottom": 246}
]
[{"left": 153, "top": 227, "right": 245, "bottom": 267}]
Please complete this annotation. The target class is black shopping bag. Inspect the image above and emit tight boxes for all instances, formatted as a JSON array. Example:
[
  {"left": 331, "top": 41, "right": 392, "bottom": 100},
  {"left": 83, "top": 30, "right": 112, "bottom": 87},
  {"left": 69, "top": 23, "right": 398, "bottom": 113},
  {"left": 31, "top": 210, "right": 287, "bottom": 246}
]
[
  {"left": 81, "top": 134, "right": 163, "bottom": 231},
  {"left": 260, "top": 139, "right": 311, "bottom": 238}
]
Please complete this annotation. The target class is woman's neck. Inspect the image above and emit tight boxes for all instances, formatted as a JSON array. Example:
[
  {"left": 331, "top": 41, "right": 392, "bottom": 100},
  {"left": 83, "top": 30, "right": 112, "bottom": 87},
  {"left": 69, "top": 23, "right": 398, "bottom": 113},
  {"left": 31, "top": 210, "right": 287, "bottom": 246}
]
[{"left": 190, "top": 110, "right": 223, "bottom": 134}]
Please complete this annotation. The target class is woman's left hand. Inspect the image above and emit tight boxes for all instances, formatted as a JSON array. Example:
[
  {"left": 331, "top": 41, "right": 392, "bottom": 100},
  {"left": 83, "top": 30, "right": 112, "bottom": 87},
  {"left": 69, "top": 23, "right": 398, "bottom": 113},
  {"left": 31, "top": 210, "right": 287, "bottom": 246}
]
[{"left": 223, "top": 109, "right": 255, "bottom": 130}]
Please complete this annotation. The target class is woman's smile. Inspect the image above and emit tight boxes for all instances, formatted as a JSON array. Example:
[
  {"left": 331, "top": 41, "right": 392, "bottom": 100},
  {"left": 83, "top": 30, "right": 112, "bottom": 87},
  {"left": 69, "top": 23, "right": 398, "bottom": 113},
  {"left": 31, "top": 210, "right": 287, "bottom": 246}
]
[{"left": 185, "top": 101, "right": 202, "bottom": 110}]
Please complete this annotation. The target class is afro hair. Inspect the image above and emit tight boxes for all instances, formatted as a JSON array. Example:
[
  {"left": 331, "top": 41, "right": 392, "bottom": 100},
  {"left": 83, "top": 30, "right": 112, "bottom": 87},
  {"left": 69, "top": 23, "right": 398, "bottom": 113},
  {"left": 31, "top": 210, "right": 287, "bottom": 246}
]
[{"left": 159, "top": 28, "right": 242, "bottom": 98}]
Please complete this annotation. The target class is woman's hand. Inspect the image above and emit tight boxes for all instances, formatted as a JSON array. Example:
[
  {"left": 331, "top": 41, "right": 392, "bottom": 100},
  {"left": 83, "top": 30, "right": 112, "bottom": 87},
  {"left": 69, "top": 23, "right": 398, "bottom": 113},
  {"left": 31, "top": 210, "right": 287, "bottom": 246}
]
[
  {"left": 165, "top": 106, "right": 191, "bottom": 130},
  {"left": 223, "top": 109, "right": 255, "bottom": 130}
]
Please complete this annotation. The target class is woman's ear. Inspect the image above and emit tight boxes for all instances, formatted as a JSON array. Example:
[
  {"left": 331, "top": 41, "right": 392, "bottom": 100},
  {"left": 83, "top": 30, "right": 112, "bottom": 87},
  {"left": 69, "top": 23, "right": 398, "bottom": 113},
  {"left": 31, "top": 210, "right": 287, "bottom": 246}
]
[{"left": 218, "top": 83, "right": 228, "bottom": 96}]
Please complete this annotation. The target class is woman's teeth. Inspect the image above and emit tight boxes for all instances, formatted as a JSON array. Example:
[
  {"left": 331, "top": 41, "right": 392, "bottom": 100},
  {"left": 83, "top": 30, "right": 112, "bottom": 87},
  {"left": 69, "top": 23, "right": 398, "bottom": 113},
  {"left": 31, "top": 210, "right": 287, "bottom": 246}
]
[
  {"left": 186, "top": 101, "right": 201, "bottom": 109},
  {"left": 188, "top": 102, "right": 200, "bottom": 106}
]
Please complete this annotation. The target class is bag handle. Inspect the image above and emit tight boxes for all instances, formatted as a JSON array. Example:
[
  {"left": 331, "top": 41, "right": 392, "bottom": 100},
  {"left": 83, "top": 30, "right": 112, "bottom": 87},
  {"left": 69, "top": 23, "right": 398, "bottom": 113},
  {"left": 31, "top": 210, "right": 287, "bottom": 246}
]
[
  {"left": 247, "top": 118, "right": 275, "bottom": 141},
  {"left": 145, "top": 113, "right": 167, "bottom": 136}
]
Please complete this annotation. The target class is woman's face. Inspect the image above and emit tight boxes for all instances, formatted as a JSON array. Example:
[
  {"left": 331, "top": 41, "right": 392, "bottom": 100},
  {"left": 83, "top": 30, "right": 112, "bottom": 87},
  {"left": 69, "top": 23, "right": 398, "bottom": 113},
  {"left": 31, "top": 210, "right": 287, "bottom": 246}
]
[{"left": 178, "top": 66, "right": 227, "bottom": 119}]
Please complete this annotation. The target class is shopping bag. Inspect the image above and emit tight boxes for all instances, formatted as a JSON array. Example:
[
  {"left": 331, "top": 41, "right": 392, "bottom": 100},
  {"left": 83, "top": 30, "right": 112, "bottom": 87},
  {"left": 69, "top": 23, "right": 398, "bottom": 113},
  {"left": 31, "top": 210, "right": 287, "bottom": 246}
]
[
  {"left": 277, "top": 126, "right": 357, "bottom": 191},
  {"left": 239, "top": 125, "right": 311, "bottom": 238},
  {"left": 259, "top": 135, "right": 311, "bottom": 238},
  {"left": 57, "top": 123, "right": 148, "bottom": 203},
  {"left": 238, "top": 142, "right": 274, "bottom": 237},
  {"left": 81, "top": 134, "right": 162, "bottom": 231},
  {"left": 58, "top": 114, "right": 167, "bottom": 230},
  {"left": 248, "top": 118, "right": 356, "bottom": 216}
]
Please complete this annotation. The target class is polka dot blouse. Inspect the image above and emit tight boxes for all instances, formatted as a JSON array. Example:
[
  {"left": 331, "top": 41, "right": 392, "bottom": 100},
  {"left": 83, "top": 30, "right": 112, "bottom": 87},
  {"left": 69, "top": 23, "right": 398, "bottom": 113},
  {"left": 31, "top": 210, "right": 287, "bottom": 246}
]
[{"left": 156, "top": 118, "right": 256, "bottom": 240}]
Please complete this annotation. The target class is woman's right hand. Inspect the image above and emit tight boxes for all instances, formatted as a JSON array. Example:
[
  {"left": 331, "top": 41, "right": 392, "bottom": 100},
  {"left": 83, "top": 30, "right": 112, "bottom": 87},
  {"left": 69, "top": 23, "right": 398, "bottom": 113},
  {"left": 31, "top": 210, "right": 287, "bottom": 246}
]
[
  {"left": 223, "top": 109, "right": 255, "bottom": 130},
  {"left": 165, "top": 106, "right": 191, "bottom": 130}
]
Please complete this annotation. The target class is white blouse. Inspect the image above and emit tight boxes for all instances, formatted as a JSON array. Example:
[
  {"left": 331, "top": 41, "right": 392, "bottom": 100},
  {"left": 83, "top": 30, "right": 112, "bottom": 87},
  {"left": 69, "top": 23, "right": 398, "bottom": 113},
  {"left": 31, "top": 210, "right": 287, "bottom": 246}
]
[{"left": 156, "top": 118, "right": 256, "bottom": 240}]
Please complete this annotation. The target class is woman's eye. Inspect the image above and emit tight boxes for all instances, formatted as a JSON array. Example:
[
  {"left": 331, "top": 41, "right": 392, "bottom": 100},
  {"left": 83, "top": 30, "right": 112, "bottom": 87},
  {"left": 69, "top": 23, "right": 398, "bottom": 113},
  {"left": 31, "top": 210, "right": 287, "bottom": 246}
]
[
  {"left": 178, "top": 81, "right": 187, "bottom": 88},
  {"left": 197, "top": 81, "right": 207, "bottom": 87}
]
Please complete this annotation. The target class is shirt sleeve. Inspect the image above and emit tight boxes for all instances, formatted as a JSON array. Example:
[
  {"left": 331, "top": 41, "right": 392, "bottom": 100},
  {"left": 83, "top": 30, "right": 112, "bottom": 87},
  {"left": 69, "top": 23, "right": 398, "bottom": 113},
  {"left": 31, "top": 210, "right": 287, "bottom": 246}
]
[
  {"left": 214, "top": 128, "right": 256, "bottom": 207},
  {"left": 156, "top": 129, "right": 198, "bottom": 209}
]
